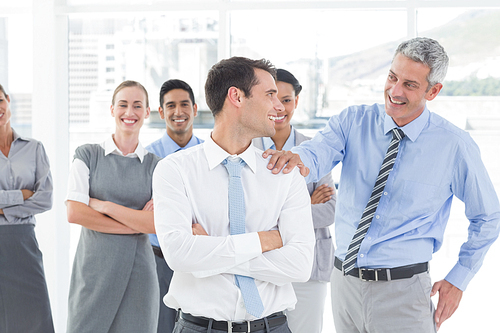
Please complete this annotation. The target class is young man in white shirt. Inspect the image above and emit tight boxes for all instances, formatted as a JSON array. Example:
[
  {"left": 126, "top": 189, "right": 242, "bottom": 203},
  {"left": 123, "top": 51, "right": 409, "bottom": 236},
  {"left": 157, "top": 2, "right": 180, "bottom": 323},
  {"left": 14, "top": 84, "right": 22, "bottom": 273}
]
[{"left": 153, "top": 57, "right": 315, "bottom": 333}]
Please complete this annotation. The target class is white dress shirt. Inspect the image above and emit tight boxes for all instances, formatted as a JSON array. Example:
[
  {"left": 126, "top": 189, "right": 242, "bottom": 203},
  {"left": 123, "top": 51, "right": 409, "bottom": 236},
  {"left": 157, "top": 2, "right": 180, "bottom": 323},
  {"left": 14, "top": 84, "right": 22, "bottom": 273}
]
[
  {"left": 66, "top": 136, "right": 148, "bottom": 205},
  {"left": 153, "top": 136, "right": 315, "bottom": 321}
]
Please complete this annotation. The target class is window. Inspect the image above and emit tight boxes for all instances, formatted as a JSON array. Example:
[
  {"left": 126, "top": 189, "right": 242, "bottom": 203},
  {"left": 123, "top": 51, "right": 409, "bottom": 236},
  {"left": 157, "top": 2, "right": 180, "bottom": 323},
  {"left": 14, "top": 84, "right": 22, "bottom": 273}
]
[
  {"left": 3, "top": 3, "right": 500, "bottom": 333},
  {"left": 0, "top": 15, "right": 33, "bottom": 136}
]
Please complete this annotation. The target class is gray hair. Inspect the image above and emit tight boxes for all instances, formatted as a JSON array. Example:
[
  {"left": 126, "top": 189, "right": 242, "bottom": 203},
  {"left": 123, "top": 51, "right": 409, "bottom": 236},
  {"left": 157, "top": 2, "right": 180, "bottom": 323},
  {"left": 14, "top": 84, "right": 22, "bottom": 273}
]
[{"left": 394, "top": 37, "right": 449, "bottom": 90}]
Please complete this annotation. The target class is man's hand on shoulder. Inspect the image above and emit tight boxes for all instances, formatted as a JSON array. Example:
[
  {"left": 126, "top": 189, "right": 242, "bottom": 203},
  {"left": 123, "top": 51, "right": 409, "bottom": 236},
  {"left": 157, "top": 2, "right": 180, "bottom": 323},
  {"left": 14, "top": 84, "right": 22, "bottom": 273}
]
[
  {"left": 258, "top": 230, "right": 283, "bottom": 253},
  {"left": 263, "top": 149, "right": 309, "bottom": 177},
  {"left": 431, "top": 279, "right": 463, "bottom": 330}
]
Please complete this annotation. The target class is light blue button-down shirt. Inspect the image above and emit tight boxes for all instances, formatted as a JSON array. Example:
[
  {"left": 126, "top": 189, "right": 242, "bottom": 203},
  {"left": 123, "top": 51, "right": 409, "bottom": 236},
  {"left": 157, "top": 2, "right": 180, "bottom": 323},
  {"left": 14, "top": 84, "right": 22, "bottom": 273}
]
[
  {"left": 146, "top": 132, "right": 203, "bottom": 247},
  {"left": 292, "top": 103, "right": 500, "bottom": 290},
  {"left": 261, "top": 126, "right": 296, "bottom": 151}
]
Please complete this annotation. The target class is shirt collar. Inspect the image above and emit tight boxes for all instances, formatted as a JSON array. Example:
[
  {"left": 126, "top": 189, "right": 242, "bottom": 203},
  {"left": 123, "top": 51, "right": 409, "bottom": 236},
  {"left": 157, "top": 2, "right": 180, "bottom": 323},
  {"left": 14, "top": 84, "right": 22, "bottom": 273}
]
[
  {"left": 383, "top": 106, "right": 429, "bottom": 142},
  {"left": 262, "top": 126, "right": 295, "bottom": 151},
  {"left": 104, "top": 135, "right": 146, "bottom": 162},
  {"left": 163, "top": 133, "right": 202, "bottom": 152},
  {"left": 11, "top": 129, "right": 28, "bottom": 143},
  {"left": 204, "top": 134, "right": 257, "bottom": 174},
  {"left": 160, "top": 133, "right": 183, "bottom": 154}
]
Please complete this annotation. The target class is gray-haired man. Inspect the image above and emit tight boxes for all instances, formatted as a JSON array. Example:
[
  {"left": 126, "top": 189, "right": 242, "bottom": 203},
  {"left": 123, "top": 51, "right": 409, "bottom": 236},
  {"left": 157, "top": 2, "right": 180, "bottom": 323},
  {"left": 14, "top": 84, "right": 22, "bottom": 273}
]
[{"left": 266, "top": 37, "right": 500, "bottom": 332}]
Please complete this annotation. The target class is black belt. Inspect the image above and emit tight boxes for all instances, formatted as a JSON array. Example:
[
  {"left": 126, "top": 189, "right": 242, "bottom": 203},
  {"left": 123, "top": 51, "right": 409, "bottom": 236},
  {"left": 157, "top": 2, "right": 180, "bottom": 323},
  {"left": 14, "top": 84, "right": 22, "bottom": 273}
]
[
  {"left": 152, "top": 245, "right": 163, "bottom": 259},
  {"left": 179, "top": 311, "right": 287, "bottom": 332},
  {"left": 334, "top": 257, "right": 428, "bottom": 281}
]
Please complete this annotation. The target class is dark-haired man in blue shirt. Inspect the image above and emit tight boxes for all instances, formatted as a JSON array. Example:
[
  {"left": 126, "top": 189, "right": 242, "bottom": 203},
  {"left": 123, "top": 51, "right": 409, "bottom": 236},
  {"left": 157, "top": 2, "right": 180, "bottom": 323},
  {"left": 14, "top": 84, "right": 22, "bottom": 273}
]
[{"left": 146, "top": 79, "right": 203, "bottom": 333}]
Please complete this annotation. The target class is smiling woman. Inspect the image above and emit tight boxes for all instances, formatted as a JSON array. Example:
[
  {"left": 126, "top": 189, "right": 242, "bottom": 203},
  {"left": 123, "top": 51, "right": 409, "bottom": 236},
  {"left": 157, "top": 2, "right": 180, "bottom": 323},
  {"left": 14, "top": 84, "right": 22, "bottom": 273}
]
[
  {"left": 0, "top": 84, "right": 55, "bottom": 332},
  {"left": 65, "top": 81, "right": 161, "bottom": 333},
  {"left": 252, "top": 69, "right": 336, "bottom": 333}
]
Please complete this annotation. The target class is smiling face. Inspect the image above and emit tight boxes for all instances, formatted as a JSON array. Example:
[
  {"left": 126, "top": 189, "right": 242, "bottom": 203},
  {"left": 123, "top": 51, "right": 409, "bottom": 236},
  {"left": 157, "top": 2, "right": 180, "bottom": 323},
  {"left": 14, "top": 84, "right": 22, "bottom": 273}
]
[
  {"left": 275, "top": 81, "right": 298, "bottom": 133},
  {"left": 110, "top": 86, "right": 150, "bottom": 135},
  {"left": 240, "top": 68, "right": 284, "bottom": 138},
  {"left": 160, "top": 88, "right": 197, "bottom": 139},
  {"left": 0, "top": 92, "right": 11, "bottom": 128},
  {"left": 384, "top": 53, "right": 442, "bottom": 127}
]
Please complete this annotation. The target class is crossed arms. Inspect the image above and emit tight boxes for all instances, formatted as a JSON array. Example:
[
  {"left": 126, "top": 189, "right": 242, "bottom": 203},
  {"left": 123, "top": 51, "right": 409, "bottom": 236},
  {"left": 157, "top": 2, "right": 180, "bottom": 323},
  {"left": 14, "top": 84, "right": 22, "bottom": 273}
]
[{"left": 152, "top": 158, "right": 315, "bottom": 285}]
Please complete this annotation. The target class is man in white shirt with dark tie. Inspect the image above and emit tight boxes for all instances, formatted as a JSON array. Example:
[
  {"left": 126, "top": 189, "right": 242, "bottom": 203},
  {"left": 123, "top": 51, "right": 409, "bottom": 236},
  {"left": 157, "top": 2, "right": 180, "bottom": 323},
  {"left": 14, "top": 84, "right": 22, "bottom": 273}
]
[{"left": 153, "top": 56, "right": 315, "bottom": 333}]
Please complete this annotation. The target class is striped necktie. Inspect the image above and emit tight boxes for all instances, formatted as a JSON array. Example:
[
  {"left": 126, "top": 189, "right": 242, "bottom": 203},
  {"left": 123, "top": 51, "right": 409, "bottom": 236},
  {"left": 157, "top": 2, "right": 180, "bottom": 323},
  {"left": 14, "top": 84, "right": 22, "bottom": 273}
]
[
  {"left": 343, "top": 128, "right": 405, "bottom": 274},
  {"left": 222, "top": 158, "right": 265, "bottom": 318}
]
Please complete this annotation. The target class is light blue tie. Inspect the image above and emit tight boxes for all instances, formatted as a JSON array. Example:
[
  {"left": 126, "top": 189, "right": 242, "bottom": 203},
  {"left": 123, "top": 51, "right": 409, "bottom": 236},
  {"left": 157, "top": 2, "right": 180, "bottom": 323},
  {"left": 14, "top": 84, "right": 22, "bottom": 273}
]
[{"left": 222, "top": 158, "right": 265, "bottom": 318}]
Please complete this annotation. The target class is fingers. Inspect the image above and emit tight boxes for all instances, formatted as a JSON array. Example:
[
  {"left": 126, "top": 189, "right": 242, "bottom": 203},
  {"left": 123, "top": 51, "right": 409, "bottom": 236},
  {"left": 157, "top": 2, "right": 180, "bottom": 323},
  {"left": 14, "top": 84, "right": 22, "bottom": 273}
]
[
  {"left": 192, "top": 223, "right": 208, "bottom": 236},
  {"left": 264, "top": 150, "right": 306, "bottom": 175},
  {"left": 88, "top": 198, "right": 97, "bottom": 208},
  {"left": 297, "top": 164, "right": 310, "bottom": 177},
  {"left": 88, "top": 198, "right": 105, "bottom": 214},
  {"left": 266, "top": 150, "right": 289, "bottom": 174},
  {"left": 258, "top": 230, "right": 283, "bottom": 252},
  {"left": 262, "top": 148, "right": 276, "bottom": 159},
  {"left": 21, "top": 189, "right": 34, "bottom": 200},
  {"left": 431, "top": 280, "right": 463, "bottom": 330},
  {"left": 142, "top": 199, "right": 154, "bottom": 211},
  {"left": 430, "top": 281, "right": 439, "bottom": 297},
  {"left": 311, "top": 185, "right": 334, "bottom": 204}
]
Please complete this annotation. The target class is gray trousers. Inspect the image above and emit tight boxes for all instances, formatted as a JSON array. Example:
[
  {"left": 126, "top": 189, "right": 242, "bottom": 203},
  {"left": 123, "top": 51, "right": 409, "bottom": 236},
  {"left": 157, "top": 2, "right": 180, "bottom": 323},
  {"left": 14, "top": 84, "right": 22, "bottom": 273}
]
[
  {"left": 0, "top": 224, "right": 55, "bottom": 333},
  {"left": 331, "top": 266, "right": 437, "bottom": 333},
  {"left": 172, "top": 317, "right": 291, "bottom": 333},
  {"left": 154, "top": 252, "right": 177, "bottom": 333},
  {"left": 286, "top": 280, "right": 327, "bottom": 333}
]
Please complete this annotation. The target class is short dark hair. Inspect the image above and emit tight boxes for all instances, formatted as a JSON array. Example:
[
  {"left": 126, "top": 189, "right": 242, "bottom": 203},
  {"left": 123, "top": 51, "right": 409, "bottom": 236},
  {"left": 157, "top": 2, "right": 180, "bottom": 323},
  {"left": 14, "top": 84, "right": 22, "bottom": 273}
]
[
  {"left": 159, "top": 79, "right": 195, "bottom": 107},
  {"left": 0, "top": 83, "right": 7, "bottom": 97},
  {"left": 205, "top": 57, "right": 276, "bottom": 117},
  {"left": 112, "top": 80, "right": 149, "bottom": 108},
  {"left": 276, "top": 69, "right": 302, "bottom": 96}
]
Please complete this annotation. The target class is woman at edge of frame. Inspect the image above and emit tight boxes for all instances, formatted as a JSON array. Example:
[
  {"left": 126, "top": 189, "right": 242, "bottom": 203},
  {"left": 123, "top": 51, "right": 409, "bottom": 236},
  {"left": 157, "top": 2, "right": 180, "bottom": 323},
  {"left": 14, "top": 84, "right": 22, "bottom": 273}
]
[{"left": 0, "top": 84, "right": 55, "bottom": 333}]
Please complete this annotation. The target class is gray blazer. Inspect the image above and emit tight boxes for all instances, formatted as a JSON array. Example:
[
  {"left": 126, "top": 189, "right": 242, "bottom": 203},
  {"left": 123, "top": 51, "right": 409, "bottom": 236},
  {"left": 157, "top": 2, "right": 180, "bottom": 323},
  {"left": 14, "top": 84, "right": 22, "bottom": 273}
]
[{"left": 253, "top": 129, "right": 336, "bottom": 281}]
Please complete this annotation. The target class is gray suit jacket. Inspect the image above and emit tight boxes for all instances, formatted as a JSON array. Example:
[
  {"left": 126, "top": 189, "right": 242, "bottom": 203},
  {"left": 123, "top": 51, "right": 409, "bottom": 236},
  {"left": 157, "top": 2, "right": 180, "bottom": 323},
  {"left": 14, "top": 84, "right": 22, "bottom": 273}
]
[{"left": 253, "top": 129, "right": 336, "bottom": 281}]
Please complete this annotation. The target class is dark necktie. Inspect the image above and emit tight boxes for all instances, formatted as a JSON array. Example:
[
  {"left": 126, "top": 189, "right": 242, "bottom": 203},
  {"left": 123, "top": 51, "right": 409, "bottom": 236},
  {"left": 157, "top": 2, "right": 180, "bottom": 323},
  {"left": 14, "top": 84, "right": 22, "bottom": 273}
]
[{"left": 343, "top": 128, "right": 405, "bottom": 274}]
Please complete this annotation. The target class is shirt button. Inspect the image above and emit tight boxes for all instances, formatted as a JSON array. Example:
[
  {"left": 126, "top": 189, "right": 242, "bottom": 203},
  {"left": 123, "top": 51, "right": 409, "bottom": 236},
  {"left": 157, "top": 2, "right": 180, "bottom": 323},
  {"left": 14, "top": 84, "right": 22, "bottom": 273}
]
[
  {"left": 384, "top": 192, "right": 388, "bottom": 195},
  {"left": 375, "top": 215, "right": 380, "bottom": 219},
  {"left": 240, "top": 302, "right": 245, "bottom": 308},
  {"left": 360, "top": 254, "right": 365, "bottom": 258},
  {"left": 367, "top": 236, "right": 372, "bottom": 240}
]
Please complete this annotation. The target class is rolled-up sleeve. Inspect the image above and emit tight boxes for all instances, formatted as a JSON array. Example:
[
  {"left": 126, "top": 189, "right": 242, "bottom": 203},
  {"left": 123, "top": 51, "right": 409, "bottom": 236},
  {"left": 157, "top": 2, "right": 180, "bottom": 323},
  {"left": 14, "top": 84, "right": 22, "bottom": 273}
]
[{"left": 66, "top": 158, "right": 91, "bottom": 205}]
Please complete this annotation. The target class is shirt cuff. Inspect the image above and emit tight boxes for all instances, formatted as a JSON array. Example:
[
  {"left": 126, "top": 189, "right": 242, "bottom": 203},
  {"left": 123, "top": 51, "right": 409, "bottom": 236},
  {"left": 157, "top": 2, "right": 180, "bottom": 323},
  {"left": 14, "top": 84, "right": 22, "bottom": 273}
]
[
  {"left": 234, "top": 232, "right": 262, "bottom": 263},
  {"left": 444, "top": 262, "right": 475, "bottom": 291},
  {"left": 0, "top": 190, "right": 24, "bottom": 207},
  {"left": 65, "top": 191, "right": 90, "bottom": 206},
  {"left": 191, "top": 232, "right": 262, "bottom": 279}
]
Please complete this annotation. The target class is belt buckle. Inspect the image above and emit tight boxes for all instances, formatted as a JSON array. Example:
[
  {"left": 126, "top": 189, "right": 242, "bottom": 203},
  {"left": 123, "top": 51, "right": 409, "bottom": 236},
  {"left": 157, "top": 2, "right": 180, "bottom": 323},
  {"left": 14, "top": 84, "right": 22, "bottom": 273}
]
[
  {"left": 227, "top": 320, "right": 251, "bottom": 333},
  {"left": 359, "top": 268, "right": 378, "bottom": 281}
]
